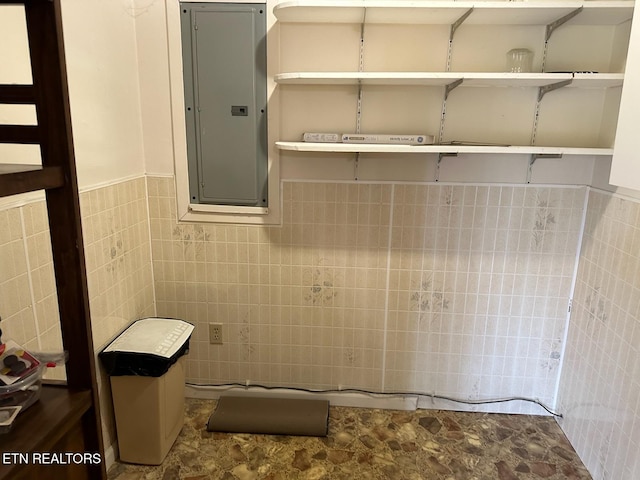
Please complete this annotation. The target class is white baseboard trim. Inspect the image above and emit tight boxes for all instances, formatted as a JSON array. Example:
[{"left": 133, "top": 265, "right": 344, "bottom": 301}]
[
  {"left": 104, "top": 442, "right": 117, "bottom": 471},
  {"left": 185, "top": 384, "right": 418, "bottom": 411}
]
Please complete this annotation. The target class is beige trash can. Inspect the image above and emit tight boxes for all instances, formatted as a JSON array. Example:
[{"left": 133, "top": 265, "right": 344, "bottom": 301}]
[
  {"left": 99, "top": 318, "right": 193, "bottom": 465},
  {"left": 110, "top": 356, "right": 186, "bottom": 465}
]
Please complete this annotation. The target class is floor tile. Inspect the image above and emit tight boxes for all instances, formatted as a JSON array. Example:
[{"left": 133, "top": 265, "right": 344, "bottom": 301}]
[{"left": 108, "top": 398, "right": 591, "bottom": 479}]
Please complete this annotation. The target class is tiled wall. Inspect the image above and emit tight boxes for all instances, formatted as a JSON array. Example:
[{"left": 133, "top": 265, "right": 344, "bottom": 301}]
[
  {"left": 557, "top": 189, "right": 640, "bottom": 480},
  {"left": 81, "top": 176, "right": 156, "bottom": 449},
  {"left": 150, "top": 176, "right": 586, "bottom": 414},
  {"left": 80, "top": 177, "right": 156, "bottom": 350},
  {"left": 0, "top": 205, "right": 49, "bottom": 353},
  {"left": 386, "top": 184, "right": 584, "bottom": 412},
  {"left": 0, "top": 176, "right": 155, "bottom": 451},
  {"left": 10, "top": 175, "right": 640, "bottom": 472},
  {"left": 0, "top": 202, "right": 66, "bottom": 359}
]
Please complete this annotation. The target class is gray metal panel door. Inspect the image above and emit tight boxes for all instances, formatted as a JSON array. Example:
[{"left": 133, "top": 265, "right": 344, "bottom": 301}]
[{"left": 181, "top": 3, "right": 267, "bottom": 207}]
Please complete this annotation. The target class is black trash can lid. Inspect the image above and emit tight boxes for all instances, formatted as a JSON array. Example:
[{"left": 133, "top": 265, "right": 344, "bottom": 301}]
[{"left": 99, "top": 317, "right": 194, "bottom": 377}]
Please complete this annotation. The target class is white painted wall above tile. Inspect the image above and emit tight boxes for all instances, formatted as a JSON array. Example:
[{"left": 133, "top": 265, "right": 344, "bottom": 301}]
[
  {"left": 60, "top": 0, "right": 146, "bottom": 188},
  {"left": 0, "top": 1, "right": 146, "bottom": 192}
]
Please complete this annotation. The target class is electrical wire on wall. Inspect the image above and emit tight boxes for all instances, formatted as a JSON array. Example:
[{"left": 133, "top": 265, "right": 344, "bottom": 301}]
[{"left": 185, "top": 382, "right": 563, "bottom": 418}]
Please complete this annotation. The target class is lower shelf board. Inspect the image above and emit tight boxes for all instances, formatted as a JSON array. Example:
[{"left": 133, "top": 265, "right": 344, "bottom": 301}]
[
  {"left": 275, "top": 141, "right": 614, "bottom": 156},
  {"left": 0, "top": 385, "right": 93, "bottom": 480}
]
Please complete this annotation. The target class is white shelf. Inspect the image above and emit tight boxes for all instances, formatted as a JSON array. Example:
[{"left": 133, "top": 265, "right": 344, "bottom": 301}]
[
  {"left": 571, "top": 73, "right": 625, "bottom": 88},
  {"left": 276, "top": 141, "right": 614, "bottom": 156},
  {"left": 273, "top": 1, "right": 634, "bottom": 26},
  {"left": 276, "top": 71, "right": 464, "bottom": 86},
  {"left": 274, "top": 72, "right": 624, "bottom": 88},
  {"left": 274, "top": 1, "right": 630, "bottom": 163}
]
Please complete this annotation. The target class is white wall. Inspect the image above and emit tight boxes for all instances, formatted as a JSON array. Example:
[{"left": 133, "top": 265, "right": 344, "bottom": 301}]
[
  {"left": 0, "top": 1, "right": 146, "bottom": 192},
  {"left": 131, "top": 0, "right": 175, "bottom": 177},
  {"left": 138, "top": 1, "right": 629, "bottom": 188},
  {"left": 0, "top": 0, "right": 150, "bottom": 341},
  {"left": 0, "top": 6, "right": 42, "bottom": 169},
  {"left": 133, "top": 1, "right": 283, "bottom": 179},
  {"left": 61, "top": 0, "right": 146, "bottom": 188},
  {"left": 1, "top": 1, "right": 150, "bottom": 460},
  {"left": 2, "top": 0, "right": 617, "bottom": 192}
]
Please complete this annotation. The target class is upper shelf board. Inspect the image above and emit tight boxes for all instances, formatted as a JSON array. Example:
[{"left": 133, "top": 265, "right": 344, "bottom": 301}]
[
  {"left": 274, "top": 72, "right": 624, "bottom": 88},
  {"left": 273, "top": 1, "right": 635, "bottom": 26}
]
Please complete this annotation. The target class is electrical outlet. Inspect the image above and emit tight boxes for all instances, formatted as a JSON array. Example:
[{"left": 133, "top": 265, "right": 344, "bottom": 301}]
[{"left": 209, "top": 323, "right": 223, "bottom": 345}]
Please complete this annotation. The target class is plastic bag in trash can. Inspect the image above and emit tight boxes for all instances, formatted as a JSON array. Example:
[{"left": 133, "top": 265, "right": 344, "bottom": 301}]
[{"left": 99, "top": 318, "right": 194, "bottom": 377}]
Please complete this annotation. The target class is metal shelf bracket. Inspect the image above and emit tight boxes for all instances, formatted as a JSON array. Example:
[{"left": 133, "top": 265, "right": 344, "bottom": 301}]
[
  {"left": 546, "top": 7, "right": 583, "bottom": 42},
  {"left": 446, "top": 8, "right": 473, "bottom": 71},
  {"left": 538, "top": 78, "right": 572, "bottom": 102},
  {"left": 445, "top": 78, "right": 464, "bottom": 100},
  {"left": 531, "top": 79, "right": 572, "bottom": 144},
  {"left": 436, "top": 152, "right": 458, "bottom": 181},
  {"left": 439, "top": 79, "right": 463, "bottom": 143},
  {"left": 527, "top": 153, "right": 562, "bottom": 183},
  {"left": 450, "top": 8, "right": 474, "bottom": 42}
]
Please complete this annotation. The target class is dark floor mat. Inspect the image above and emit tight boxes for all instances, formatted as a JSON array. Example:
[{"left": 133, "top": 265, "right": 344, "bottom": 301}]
[{"left": 206, "top": 396, "right": 329, "bottom": 436}]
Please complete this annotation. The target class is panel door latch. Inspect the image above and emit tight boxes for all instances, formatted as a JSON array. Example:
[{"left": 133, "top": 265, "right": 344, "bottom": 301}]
[{"left": 231, "top": 105, "right": 248, "bottom": 116}]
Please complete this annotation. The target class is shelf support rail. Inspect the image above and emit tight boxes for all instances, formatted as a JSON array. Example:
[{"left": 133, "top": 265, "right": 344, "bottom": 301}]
[
  {"left": 352, "top": 8, "right": 368, "bottom": 181},
  {"left": 359, "top": 7, "right": 367, "bottom": 72},
  {"left": 356, "top": 79, "right": 363, "bottom": 134},
  {"left": 436, "top": 152, "right": 457, "bottom": 182},
  {"left": 542, "top": 7, "right": 583, "bottom": 71},
  {"left": 527, "top": 153, "right": 562, "bottom": 183},
  {"left": 355, "top": 8, "right": 367, "bottom": 135},
  {"left": 531, "top": 78, "right": 572, "bottom": 145},
  {"left": 447, "top": 8, "right": 473, "bottom": 71}
]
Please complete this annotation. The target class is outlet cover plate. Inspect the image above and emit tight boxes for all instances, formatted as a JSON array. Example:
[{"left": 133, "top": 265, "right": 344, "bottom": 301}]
[{"left": 209, "top": 322, "right": 223, "bottom": 345}]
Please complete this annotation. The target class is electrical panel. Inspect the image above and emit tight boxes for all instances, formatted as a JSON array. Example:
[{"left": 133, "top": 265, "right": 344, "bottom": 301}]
[{"left": 181, "top": 2, "right": 267, "bottom": 207}]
